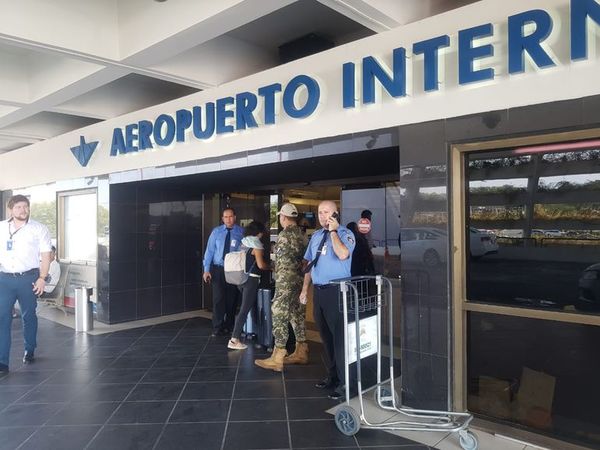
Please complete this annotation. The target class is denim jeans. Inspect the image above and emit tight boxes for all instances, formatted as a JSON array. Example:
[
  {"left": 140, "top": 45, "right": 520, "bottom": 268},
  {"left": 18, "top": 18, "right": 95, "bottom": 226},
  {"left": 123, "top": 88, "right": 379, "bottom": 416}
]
[{"left": 0, "top": 271, "right": 39, "bottom": 366}]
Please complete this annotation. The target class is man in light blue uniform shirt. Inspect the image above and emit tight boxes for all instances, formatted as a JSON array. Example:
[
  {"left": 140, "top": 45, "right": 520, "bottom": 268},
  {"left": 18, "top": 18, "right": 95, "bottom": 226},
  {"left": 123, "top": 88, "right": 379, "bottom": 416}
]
[
  {"left": 300, "top": 200, "right": 355, "bottom": 399},
  {"left": 203, "top": 207, "right": 244, "bottom": 336}
]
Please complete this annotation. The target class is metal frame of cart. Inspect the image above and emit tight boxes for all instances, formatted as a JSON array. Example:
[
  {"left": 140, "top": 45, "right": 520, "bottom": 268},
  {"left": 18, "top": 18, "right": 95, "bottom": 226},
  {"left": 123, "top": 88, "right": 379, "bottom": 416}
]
[{"left": 332, "top": 275, "right": 479, "bottom": 450}]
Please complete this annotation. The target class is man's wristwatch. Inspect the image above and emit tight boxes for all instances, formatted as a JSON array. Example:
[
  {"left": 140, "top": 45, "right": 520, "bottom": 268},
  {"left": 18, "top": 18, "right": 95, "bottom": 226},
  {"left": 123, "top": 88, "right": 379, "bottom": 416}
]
[{"left": 39, "top": 275, "right": 50, "bottom": 282}]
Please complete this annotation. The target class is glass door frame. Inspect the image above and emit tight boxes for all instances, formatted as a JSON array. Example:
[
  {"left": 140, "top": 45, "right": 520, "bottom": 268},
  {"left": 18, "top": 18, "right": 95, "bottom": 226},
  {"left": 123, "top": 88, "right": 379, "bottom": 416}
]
[
  {"left": 57, "top": 187, "right": 98, "bottom": 263},
  {"left": 450, "top": 128, "right": 600, "bottom": 413}
]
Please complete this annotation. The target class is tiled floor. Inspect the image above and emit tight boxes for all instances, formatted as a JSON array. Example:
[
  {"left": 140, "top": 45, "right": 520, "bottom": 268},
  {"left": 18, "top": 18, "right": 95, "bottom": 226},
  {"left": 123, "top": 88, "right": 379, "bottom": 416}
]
[{"left": 0, "top": 316, "right": 434, "bottom": 450}]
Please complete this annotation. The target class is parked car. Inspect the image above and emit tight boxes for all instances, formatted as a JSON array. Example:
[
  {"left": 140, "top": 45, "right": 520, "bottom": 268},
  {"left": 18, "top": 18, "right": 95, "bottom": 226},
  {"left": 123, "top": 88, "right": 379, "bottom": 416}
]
[
  {"left": 400, "top": 228, "right": 447, "bottom": 267},
  {"left": 577, "top": 263, "right": 600, "bottom": 309},
  {"left": 469, "top": 227, "right": 499, "bottom": 258},
  {"left": 498, "top": 229, "right": 524, "bottom": 238},
  {"left": 543, "top": 229, "right": 564, "bottom": 238}
]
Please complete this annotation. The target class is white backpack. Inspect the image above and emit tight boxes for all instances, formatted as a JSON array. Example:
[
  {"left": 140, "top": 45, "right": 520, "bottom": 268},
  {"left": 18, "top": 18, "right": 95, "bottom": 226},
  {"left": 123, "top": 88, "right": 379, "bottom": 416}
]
[{"left": 224, "top": 248, "right": 255, "bottom": 285}]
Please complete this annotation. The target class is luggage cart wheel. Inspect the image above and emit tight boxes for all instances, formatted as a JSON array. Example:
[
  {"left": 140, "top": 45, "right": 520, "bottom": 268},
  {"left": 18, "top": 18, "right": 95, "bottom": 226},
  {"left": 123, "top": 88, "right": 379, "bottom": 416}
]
[
  {"left": 458, "top": 430, "right": 478, "bottom": 450},
  {"left": 334, "top": 405, "right": 360, "bottom": 436},
  {"left": 374, "top": 386, "right": 399, "bottom": 407}
]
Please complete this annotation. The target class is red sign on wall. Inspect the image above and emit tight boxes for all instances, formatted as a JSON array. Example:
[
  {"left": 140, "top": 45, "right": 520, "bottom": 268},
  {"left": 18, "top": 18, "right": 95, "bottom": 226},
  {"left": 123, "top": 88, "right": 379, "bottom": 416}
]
[{"left": 357, "top": 218, "right": 371, "bottom": 234}]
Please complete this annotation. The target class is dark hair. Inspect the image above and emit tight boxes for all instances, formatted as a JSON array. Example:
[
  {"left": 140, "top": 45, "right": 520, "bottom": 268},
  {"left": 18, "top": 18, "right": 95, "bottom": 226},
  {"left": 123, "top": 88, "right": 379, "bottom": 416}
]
[
  {"left": 244, "top": 221, "right": 266, "bottom": 237},
  {"left": 360, "top": 210, "right": 372, "bottom": 219},
  {"left": 222, "top": 207, "right": 236, "bottom": 216},
  {"left": 51, "top": 245, "right": 57, "bottom": 252},
  {"left": 347, "top": 222, "right": 358, "bottom": 234},
  {"left": 8, "top": 195, "right": 30, "bottom": 209}
]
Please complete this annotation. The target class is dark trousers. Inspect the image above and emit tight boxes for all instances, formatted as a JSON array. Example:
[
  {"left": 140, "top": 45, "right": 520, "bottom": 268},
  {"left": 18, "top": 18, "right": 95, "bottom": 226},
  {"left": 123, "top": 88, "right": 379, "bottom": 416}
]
[
  {"left": 0, "top": 271, "right": 39, "bottom": 366},
  {"left": 313, "top": 284, "right": 345, "bottom": 384},
  {"left": 232, "top": 276, "right": 260, "bottom": 339},
  {"left": 211, "top": 265, "right": 239, "bottom": 331}
]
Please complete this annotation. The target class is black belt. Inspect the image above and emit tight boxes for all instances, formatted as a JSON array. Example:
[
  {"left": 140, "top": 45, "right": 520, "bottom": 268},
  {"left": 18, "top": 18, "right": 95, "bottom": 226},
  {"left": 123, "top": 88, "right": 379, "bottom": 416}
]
[
  {"left": 1, "top": 268, "right": 38, "bottom": 277},
  {"left": 314, "top": 284, "right": 336, "bottom": 290}
]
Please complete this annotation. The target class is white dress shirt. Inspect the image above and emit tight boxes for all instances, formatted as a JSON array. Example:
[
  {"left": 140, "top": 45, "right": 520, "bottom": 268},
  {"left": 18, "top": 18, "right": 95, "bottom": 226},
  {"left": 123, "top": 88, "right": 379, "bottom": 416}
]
[{"left": 0, "top": 219, "right": 52, "bottom": 273}]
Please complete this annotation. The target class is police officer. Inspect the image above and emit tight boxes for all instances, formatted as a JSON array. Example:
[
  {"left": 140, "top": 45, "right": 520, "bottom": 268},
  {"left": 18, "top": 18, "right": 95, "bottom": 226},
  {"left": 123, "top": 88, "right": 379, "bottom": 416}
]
[
  {"left": 203, "top": 207, "right": 244, "bottom": 336},
  {"left": 300, "top": 200, "right": 355, "bottom": 399},
  {"left": 0, "top": 195, "right": 53, "bottom": 373},
  {"left": 255, "top": 203, "right": 306, "bottom": 372}
]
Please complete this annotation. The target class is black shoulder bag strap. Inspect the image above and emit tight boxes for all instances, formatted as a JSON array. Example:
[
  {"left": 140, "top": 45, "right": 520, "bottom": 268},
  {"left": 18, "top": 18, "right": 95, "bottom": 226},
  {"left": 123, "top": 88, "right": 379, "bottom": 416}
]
[
  {"left": 245, "top": 248, "right": 257, "bottom": 274},
  {"left": 302, "top": 230, "right": 329, "bottom": 274}
]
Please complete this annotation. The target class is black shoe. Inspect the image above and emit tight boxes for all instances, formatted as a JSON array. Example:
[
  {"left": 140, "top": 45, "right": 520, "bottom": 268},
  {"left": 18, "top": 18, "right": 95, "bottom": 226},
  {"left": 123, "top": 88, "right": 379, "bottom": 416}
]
[
  {"left": 23, "top": 351, "right": 35, "bottom": 364},
  {"left": 328, "top": 388, "right": 344, "bottom": 400},
  {"left": 0, "top": 363, "right": 8, "bottom": 374},
  {"left": 211, "top": 329, "right": 227, "bottom": 337},
  {"left": 315, "top": 376, "right": 338, "bottom": 389},
  {"left": 328, "top": 385, "right": 356, "bottom": 400}
]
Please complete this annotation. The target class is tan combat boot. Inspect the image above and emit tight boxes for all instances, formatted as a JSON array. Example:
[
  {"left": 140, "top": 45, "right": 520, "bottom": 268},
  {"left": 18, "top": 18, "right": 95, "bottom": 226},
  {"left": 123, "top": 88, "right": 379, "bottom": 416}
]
[
  {"left": 284, "top": 341, "right": 309, "bottom": 365},
  {"left": 254, "top": 347, "right": 287, "bottom": 372}
]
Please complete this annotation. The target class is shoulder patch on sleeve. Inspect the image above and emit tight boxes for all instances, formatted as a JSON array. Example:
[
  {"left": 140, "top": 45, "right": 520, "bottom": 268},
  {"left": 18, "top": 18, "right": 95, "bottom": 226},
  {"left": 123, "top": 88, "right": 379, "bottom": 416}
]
[{"left": 346, "top": 234, "right": 355, "bottom": 245}]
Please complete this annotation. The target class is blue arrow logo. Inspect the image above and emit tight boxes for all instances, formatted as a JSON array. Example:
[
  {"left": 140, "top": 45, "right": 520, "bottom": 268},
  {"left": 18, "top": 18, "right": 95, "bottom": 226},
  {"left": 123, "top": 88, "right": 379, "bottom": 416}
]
[{"left": 70, "top": 136, "right": 99, "bottom": 167}]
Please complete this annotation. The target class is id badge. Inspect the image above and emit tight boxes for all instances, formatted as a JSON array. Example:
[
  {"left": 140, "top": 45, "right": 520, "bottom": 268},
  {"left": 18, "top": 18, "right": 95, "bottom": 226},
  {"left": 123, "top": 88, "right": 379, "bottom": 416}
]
[
  {"left": 230, "top": 239, "right": 237, "bottom": 248},
  {"left": 6, "top": 240, "right": 13, "bottom": 251},
  {"left": 321, "top": 244, "right": 327, "bottom": 256}
]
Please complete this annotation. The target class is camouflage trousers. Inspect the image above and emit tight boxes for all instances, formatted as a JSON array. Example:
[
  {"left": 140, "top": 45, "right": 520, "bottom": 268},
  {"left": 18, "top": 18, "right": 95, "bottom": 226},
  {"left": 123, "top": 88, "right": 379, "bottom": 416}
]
[{"left": 272, "top": 278, "right": 306, "bottom": 348}]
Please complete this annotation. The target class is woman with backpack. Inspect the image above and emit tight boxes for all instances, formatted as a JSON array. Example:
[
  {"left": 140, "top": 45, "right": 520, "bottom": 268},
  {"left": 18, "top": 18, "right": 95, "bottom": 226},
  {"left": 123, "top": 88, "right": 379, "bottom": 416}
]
[{"left": 228, "top": 221, "right": 270, "bottom": 350}]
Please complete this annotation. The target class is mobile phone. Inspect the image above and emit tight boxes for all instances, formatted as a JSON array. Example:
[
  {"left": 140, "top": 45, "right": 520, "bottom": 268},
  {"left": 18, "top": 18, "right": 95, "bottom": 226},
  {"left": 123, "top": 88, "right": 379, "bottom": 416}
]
[{"left": 331, "top": 211, "right": 340, "bottom": 222}]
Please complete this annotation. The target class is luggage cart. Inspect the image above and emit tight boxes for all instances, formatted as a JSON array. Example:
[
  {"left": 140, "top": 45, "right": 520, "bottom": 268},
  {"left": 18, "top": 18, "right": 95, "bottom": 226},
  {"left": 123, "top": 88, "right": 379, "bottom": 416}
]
[{"left": 332, "top": 275, "right": 478, "bottom": 450}]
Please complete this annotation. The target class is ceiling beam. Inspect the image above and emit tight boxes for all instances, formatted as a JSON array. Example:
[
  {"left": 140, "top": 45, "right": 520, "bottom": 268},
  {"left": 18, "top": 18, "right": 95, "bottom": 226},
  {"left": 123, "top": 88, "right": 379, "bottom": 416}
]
[
  {"left": 46, "top": 107, "right": 110, "bottom": 121},
  {"left": 316, "top": 0, "right": 399, "bottom": 32},
  {"left": 0, "top": 130, "right": 45, "bottom": 143},
  {"left": 120, "top": 0, "right": 297, "bottom": 68},
  {"left": 0, "top": 34, "right": 215, "bottom": 91},
  {"left": 0, "top": 66, "right": 128, "bottom": 129}
]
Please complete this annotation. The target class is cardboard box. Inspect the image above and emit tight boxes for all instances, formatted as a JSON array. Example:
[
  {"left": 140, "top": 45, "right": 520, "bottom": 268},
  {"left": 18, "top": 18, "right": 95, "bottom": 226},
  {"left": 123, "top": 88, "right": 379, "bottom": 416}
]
[
  {"left": 469, "top": 376, "right": 512, "bottom": 420},
  {"left": 515, "top": 367, "right": 556, "bottom": 430}
]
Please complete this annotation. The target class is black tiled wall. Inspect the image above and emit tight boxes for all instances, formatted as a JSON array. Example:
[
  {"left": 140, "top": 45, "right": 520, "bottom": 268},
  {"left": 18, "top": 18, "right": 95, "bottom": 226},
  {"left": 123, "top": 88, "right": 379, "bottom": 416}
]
[{"left": 100, "top": 183, "right": 203, "bottom": 324}]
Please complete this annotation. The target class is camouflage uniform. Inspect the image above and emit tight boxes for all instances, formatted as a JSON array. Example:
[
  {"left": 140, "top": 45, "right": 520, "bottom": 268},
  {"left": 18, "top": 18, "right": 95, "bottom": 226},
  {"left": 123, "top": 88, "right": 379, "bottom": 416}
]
[{"left": 271, "top": 224, "right": 306, "bottom": 349}]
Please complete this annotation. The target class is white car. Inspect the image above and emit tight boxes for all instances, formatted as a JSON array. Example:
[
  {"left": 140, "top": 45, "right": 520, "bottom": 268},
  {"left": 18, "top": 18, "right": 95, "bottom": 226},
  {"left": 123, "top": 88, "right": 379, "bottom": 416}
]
[
  {"left": 399, "top": 227, "right": 498, "bottom": 266},
  {"left": 400, "top": 228, "right": 447, "bottom": 267},
  {"left": 543, "top": 229, "right": 564, "bottom": 238},
  {"left": 469, "top": 227, "right": 499, "bottom": 258}
]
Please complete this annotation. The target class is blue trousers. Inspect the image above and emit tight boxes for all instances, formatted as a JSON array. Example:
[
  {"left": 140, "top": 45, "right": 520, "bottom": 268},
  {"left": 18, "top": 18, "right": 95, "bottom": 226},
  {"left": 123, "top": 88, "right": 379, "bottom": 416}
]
[{"left": 0, "top": 271, "right": 39, "bottom": 366}]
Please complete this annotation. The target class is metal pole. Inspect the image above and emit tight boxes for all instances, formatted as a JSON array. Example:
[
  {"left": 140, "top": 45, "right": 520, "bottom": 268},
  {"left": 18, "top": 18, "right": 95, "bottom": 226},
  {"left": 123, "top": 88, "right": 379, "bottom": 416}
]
[{"left": 75, "top": 287, "right": 94, "bottom": 332}]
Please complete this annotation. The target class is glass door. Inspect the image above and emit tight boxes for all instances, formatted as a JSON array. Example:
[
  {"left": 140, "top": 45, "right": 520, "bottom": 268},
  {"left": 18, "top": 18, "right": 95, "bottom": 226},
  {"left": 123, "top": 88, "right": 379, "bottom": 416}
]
[
  {"left": 452, "top": 134, "right": 600, "bottom": 448},
  {"left": 57, "top": 189, "right": 98, "bottom": 308}
]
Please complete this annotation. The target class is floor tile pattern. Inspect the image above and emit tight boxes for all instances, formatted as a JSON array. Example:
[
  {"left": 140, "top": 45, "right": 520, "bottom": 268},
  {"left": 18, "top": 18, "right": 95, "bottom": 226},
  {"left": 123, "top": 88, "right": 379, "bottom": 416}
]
[{"left": 0, "top": 316, "right": 433, "bottom": 450}]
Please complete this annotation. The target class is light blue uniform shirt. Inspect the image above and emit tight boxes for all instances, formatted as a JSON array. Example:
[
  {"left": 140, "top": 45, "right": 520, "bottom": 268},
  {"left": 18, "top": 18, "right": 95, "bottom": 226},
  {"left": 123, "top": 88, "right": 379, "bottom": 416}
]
[
  {"left": 304, "top": 226, "right": 356, "bottom": 285},
  {"left": 203, "top": 224, "right": 244, "bottom": 272}
]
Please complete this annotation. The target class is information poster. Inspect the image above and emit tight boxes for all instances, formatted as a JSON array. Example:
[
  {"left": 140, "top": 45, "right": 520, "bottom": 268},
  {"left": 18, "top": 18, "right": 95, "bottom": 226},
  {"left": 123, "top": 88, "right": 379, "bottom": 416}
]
[{"left": 347, "top": 315, "right": 378, "bottom": 364}]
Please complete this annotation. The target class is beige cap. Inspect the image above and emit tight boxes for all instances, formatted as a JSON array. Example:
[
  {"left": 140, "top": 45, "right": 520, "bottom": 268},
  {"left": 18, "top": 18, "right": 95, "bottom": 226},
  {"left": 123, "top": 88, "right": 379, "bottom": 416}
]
[{"left": 276, "top": 203, "right": 298, "bottom": 217}]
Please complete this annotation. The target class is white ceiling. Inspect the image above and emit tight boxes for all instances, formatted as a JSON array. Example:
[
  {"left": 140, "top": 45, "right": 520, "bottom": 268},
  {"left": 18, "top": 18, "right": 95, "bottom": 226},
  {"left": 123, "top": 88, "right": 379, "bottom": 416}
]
[{"left": 0, "top": 0, "right": 478, "bottom": 156}]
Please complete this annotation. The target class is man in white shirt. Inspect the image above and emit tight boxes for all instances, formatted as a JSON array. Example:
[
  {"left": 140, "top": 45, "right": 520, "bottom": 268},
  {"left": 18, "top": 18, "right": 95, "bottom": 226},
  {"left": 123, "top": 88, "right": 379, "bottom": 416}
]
[{"left": 0, "top": 195, "right": 52, "bottom": 373}]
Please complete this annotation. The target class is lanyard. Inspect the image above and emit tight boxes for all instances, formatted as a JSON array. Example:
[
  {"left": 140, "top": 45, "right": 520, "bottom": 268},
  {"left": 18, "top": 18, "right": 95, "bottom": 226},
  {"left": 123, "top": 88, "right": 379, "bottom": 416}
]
[{"left": 8, "top": 220, "right": 26, "bottom": 240}]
